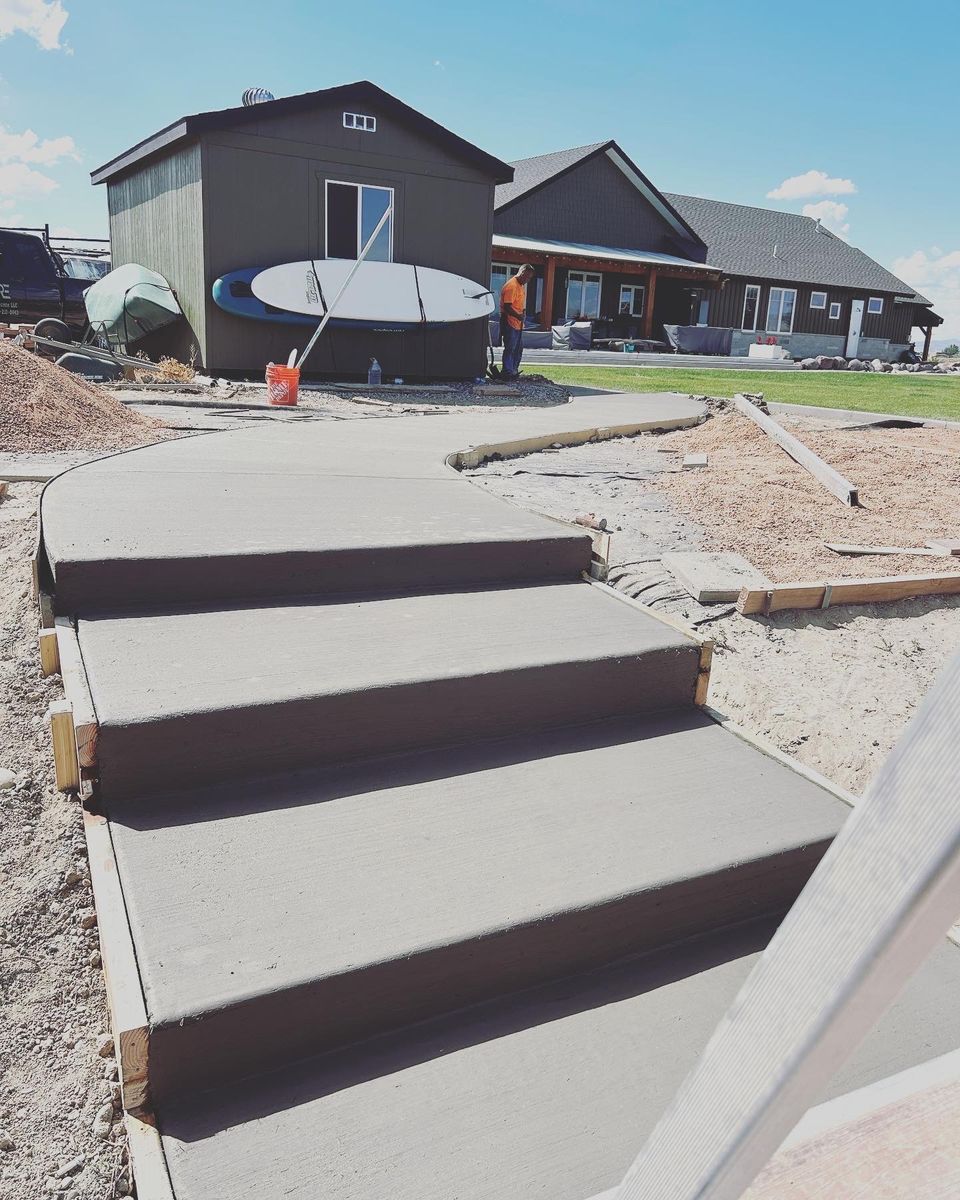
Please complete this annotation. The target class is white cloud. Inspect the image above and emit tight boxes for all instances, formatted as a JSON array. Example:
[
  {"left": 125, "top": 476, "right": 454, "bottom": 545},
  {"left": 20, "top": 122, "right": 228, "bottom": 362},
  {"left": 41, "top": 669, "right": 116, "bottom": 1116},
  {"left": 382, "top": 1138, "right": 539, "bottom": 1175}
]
[
  {"left": 767, "top": 169, "right": 857, "bottom": 200},
  {"left": 0, "top": 160, "right": 59, "bottom": 197},
  {"left": 433, "top": 59, "right": 444, "bottom": 69},
  {"left": 0, "top": 125, "right": 78, "bottom": 164},
  {"left": 893, "top": 248, "right": 960, "bottom": 338},
  {"left": 802, "top": 199, "right": 850, "bottom": 237},
  {"left": 0, "top": 0, "right": 69, "bottom": 50}
]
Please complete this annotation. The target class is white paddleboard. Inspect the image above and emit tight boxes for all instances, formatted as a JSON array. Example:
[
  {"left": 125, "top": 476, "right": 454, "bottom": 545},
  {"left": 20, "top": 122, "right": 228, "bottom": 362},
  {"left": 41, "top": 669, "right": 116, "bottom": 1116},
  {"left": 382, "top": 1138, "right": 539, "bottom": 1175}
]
[{"left": 250, "top": 260, "right": 494, "bottom": 327}]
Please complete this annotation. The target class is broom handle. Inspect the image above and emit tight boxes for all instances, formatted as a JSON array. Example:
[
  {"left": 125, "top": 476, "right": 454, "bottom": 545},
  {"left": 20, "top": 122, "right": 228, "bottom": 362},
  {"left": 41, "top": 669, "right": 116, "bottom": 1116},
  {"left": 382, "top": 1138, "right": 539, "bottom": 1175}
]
[{"left": 295, "top": 203, "right": 393, "bottom": 371}]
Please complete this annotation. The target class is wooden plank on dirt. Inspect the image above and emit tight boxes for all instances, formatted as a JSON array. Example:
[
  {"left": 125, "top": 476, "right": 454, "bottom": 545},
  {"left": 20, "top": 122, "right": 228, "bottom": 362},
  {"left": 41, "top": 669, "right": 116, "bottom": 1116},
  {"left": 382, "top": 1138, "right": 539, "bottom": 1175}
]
[
  {"left": 48, "top": 699, "right": 80, "bottom": 792},
  {"left": 85, "top": 809, "right": 151, "bottom": 1115},
  {"left": 738, "top": 572, "right": 960, "bottom": 616},
  {"left": 733, "top": 394, "right": 859, "bottom": 506},
  {"left": 54, "top": 617, "right": 98, "bottom": 769},
  {"left": 682, "top": 453, "right": 708, "bottom": 469},
  {"left": 825, "top": 542, "right": 944, "bottom": 557},
  {"left": 927, "top": 539, "right": 960, "bottom": 556}
]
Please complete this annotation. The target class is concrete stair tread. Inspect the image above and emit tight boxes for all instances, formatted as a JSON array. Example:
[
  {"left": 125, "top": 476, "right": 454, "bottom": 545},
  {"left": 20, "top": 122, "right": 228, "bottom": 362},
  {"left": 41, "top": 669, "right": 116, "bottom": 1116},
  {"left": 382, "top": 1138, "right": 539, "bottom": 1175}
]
[
  {"left": 156, "top": 926, "right": 960, "bottom": 1200},
  {"left": 78, "top": 581, "right": 701, "bottom": 797},
  {"left": 114, "top": 710, "right": 845, "bottom": 1099}
]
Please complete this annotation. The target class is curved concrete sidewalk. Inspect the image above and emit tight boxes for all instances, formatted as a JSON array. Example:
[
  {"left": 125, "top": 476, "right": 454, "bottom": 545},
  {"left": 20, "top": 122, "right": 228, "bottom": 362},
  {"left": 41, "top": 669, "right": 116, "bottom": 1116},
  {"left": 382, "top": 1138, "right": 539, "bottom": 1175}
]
[{"left": 38, "top": 388, "right": 960, "bottom": 1200}]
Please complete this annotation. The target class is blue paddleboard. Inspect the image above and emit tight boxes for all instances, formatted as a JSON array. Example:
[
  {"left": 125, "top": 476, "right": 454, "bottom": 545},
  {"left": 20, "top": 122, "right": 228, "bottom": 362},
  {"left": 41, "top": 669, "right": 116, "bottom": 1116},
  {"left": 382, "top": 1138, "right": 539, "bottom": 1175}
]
[{"left": 212, "top": 268, "right": 316, "bottom": 326}]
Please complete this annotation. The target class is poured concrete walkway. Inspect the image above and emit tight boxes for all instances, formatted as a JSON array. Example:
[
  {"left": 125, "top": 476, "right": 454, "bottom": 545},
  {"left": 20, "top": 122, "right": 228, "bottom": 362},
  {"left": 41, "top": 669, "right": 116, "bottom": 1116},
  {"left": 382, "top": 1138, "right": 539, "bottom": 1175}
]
[{"left": 39, "top": 388, "right": 960, "bottom": 1199}]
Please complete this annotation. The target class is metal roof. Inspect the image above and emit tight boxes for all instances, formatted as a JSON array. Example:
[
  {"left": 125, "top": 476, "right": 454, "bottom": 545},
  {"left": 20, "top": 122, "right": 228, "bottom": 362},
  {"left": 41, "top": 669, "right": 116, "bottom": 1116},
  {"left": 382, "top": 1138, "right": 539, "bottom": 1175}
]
[
  {"left": 665, "top": 192, "right": 932, "bottom": 304},
  {"left": 91, "top": 81, "right": 513, "bottom": 185},
  {"left": 492, "top": 234, "right": 720, "bottom": 272}
]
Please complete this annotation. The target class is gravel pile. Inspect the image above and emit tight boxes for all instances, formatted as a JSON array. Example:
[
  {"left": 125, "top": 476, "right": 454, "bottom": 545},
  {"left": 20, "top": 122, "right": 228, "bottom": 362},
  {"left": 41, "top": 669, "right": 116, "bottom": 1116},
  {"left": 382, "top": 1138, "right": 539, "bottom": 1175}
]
[{"left": 0, "top": 343, "right": 169, "bottom": 453}]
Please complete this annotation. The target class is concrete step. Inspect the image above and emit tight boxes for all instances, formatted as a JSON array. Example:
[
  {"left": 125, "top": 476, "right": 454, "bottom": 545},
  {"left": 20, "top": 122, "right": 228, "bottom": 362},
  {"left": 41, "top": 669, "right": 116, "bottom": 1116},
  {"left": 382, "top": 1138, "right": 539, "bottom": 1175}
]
[
  {"left": 78, "top": 581, "right": 701, "bottom": 800},
  {"left": 155, "top": 923, "right": 960, "bottom": 1200},
  {"left": 113, "top": 709, "right": 845, "bottom": 1105}
]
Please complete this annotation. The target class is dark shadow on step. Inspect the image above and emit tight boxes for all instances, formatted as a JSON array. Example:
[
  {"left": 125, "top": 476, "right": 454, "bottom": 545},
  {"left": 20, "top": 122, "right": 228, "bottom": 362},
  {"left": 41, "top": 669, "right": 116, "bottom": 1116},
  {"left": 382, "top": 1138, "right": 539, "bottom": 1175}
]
[{"left": 159, "top": 915, "right": 780, "bottom": 1140}]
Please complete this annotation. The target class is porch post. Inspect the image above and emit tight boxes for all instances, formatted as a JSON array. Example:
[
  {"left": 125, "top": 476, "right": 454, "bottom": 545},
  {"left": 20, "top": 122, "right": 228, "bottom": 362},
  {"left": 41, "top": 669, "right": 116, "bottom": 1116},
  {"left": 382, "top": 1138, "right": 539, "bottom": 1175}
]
[
  {"left": 922, "top": 325, "right": 932, "bottom": 362},
  {"left": 541, "top": 258, "right": 556, "bottom": 330},
  {"left": 643, "top": 269, "right": 658, "bottom": 340}
]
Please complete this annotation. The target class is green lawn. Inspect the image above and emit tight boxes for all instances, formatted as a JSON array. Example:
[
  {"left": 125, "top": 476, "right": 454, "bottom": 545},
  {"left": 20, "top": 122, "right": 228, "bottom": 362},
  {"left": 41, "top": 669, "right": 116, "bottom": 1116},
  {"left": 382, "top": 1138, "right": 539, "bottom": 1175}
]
[{"left": 535, "top": 365, "right": 960, "bottom": 421}]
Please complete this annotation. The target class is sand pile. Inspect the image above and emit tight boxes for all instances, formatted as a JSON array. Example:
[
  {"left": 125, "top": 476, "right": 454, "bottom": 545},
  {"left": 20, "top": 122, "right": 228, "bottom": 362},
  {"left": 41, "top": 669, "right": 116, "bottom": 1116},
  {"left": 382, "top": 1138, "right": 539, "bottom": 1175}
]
[{"left": 0, "top": 341, "right": 168, "bottom": 453}]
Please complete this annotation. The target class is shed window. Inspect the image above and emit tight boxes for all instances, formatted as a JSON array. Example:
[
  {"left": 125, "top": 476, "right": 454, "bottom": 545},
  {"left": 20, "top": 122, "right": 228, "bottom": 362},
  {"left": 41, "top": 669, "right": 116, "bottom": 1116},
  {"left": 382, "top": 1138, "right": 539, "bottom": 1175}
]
[
  {"left": 810, "top": 291, "right": 827, "bottom": 310},
  {"left": 565, "top": 271, "right": 601, "bottom": 319},
  {"left": 343, "top": 112, "right": 376, "bottom": 132},
  {"left": 619, "top": 284, "right": 645, "bottom": 317},
  {"left": 325, "top": 181, "right": 392, "bottom": 261},
  {"left": 741, "top": 283, "right": 760, "bottom": 331},
  {"left": 828, "top": 302, "right": 841, "bottom": 320},
  {"left": 867, "top": 296, "right": 883, "bottom": 315},
  {"left": 765, "top": 286, "right": 796, "bottom": 334}
]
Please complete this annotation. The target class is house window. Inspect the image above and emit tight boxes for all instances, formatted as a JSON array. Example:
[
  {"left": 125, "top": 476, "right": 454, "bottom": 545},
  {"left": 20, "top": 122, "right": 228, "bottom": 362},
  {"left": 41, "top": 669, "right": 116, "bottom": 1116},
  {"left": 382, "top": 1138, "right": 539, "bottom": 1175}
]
[
  {"left": 565, "top": 271, "right": 602, "bottom": 319},
  {"left": 741, "top": 283, "right": 760, "bottom": 331},
  {"left": 766, "top": 286, "right": 797, "bottom": 334},
  {"left": 867, "top": 296, "right": 883, "bottom": 315},
  {"left": 343, "top": 112, "right": 376, "bottom": 132},
  {"left": 619, "top": 284, "right": 645, "bottom": 317},
  {"left": 697, "top": 295, "right": 710, "bottom": 325},
  {"left": 810, "top": 291, "right": 827, "bottom": 310},
  {"left": 828, "top": 302, "right": 842, "bottom": 320},
  {"left": 325, "top": 181, "right": 392, "bottom": 261},
  {"left": 490, "top": 263, "right": 518, "bottom": 310}
]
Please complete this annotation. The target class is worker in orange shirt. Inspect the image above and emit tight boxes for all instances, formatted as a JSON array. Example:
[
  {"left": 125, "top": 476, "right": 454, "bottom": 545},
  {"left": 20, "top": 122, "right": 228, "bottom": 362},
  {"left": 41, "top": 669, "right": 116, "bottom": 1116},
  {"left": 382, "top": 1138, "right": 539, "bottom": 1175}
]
[{"left": 499, "top": 264, "right": 535, "bottom": 379}]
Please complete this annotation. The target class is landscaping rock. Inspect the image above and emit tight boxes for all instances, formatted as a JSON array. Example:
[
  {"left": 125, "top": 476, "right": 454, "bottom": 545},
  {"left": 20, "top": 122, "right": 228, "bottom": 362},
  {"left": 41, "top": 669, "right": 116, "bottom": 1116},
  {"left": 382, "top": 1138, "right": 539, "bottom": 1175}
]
[
  {"left": 0, "top": 768, "right": 17, "bottom": 790},
  {"left": 800, "top": 358, "right": 817, "bottom": 370}
]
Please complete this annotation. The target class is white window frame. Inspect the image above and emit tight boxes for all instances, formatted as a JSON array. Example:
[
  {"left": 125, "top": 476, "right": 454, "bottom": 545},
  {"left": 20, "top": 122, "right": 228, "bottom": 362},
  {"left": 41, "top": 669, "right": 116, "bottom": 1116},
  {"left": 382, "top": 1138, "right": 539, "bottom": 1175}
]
[
  {"left": 490, "top": 262, "right": 518, "bottom": 310},
  {"left": 867, "top": 296, "right": 884, "bottom": 315},
  {"left": 828, "top": 301, "right": 842, "bottom": 320},
  {"left": 619, "top": 283, "right": 645, "bottom": 317},
  {"left": 343, "top": 112, "right": 376, "bottom": 132},
  {"left": 765, "top": 286, "right": 797, "bottom": 334},
  {"left": 741, "top": 283, "right": 761, "bottom": 331},
  {"left": 565, "top": 270, "right": 602, "bottom": 320},
  {"left": 324, "top": 180, "right": 393, "bottom": 262},
  {"left": 810, "top": 291, "right": 827, "bottom": 310}
]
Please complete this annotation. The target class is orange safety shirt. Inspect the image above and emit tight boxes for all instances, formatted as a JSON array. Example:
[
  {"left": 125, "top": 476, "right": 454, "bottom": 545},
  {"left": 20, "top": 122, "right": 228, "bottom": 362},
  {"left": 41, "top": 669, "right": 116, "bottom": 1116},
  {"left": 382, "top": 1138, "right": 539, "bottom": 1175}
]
[{"left": 500, "top": 275, "right": 527, "bottom": 331}]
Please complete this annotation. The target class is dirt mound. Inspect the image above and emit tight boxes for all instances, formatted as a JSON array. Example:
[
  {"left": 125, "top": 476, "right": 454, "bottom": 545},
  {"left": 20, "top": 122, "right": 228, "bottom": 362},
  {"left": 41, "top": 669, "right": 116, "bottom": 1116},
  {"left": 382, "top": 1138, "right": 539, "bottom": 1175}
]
[{"left": 0, "top": 341, "right": 168, "bottom": 453}]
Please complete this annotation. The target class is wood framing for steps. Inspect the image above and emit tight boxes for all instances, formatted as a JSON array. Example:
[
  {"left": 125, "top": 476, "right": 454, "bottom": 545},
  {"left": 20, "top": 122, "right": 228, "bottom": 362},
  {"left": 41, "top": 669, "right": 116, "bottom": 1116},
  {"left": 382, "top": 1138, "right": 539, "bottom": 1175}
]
[
  {"left": 44, "top": 617, "right": 100, "bottom": 792},
  {"left": 586, "top": 579, "right": 714, "bottom": 706},
  {"left": 738, "top": 571, "right": 960, "bottom": 615}
]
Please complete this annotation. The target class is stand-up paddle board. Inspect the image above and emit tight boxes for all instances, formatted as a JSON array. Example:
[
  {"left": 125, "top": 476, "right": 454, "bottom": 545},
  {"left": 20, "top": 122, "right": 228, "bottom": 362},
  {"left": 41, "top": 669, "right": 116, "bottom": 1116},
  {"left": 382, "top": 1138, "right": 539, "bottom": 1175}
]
[
  {"left": 212, "top": 269, "right": 316, "bottom": 326},
  {"left": 250, "top": 260, "right": 494, "bottom": 327}
]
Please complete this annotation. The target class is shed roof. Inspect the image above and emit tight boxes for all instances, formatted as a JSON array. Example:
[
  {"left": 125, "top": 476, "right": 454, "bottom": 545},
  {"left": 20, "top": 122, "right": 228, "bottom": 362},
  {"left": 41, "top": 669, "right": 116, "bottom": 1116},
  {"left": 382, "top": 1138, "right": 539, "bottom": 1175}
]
[
  {"left": 91, "top": 81, "right": 513, "bottom": 185},
  {"left": 664, "top": 193, "right": 931, "bottom": 304}
]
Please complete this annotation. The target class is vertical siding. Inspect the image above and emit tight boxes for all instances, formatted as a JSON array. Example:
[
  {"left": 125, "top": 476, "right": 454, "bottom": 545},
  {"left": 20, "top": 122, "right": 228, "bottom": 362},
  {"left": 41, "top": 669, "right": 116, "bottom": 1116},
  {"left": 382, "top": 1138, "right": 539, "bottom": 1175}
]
[{"left": 106, "top": 144, "right": 205, "bottom": 361}]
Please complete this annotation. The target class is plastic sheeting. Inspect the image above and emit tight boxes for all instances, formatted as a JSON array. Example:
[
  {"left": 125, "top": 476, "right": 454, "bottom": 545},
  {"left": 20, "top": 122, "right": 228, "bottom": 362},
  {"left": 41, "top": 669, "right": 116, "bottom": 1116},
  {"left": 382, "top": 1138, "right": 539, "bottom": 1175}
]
[
  {"left": 84, "top": 263, "right": 182, "bottom": 351},
  {"left": 662, "top": 325, "right": 733, "bottom": 355},
  {"left": 552, "top": 322, "right": 592, "bottom": 351}
]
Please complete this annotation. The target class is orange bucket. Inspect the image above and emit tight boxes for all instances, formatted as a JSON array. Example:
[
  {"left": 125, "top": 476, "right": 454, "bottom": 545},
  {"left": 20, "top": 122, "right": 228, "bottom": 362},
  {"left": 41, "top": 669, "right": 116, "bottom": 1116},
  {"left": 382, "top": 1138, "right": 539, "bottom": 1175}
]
[{"left": 265, "top": 362, "right": 300, "bottom": 406}]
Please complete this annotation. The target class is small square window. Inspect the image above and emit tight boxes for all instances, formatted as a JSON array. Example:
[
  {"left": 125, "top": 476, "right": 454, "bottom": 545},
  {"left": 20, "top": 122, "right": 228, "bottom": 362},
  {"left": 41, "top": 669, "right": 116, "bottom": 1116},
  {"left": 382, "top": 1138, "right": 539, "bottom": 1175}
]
[
  {"left": 810, "top": 291, "right": 827, "bottom": 310},
  {"left": 343, "top": 111, "right": 376, "bottom": 132},
  {"left": 867, "top": 296, "right": 883, "bottom": 315},
  {"left": 828, "top": 302, "right": 841, "bottom": 320}
]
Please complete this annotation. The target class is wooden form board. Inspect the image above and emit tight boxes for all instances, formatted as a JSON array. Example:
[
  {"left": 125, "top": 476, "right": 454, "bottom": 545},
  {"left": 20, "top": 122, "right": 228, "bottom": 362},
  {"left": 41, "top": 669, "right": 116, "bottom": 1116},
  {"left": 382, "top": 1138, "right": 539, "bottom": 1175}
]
[
  {"left": 54, "top": 617, "right": 98, "bottom": 770},
  {"left": 85, "top": 809, "right": 151, "bottom": 1116},
  {"left": 738, "top": 572, "right": 960, "bottom": 616},
  {"left": 125, "top": 1114, "right": 175, "bottom": 1200},
  {"left": 48, "top": 699, "right": 80, "bottom": 792},
  {"left": 733, "top": 394, "right": 859, "bottom": 507},
  {"left": 825, "top": 542, "right": 942, "bottom": 557}
]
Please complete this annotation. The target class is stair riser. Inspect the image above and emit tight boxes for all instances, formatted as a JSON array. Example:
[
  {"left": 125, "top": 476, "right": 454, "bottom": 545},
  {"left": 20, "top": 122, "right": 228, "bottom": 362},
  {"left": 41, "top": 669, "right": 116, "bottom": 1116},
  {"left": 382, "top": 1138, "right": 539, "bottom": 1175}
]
[
  {"left": 53, "top": 537, "right": 593, "bottom": 616},
  {"left": 148, "top": 843, "right": 830, "bottom": 1106},
  {"left": 97, "top": 648, "right": 700, "bottom": 800}
]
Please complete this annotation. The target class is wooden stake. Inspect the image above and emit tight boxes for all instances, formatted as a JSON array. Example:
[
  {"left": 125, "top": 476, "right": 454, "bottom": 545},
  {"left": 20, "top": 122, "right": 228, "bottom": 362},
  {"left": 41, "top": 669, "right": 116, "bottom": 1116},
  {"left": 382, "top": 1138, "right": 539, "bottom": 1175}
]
[
  {"left": 733, "top": 394, "right": 859, "bottom": 506},
  {"left": 38, "top": 627, "right": 60, "bottom": 677},
  {"left": 48, "top": 700, "right": 80, "bottom": 792}
]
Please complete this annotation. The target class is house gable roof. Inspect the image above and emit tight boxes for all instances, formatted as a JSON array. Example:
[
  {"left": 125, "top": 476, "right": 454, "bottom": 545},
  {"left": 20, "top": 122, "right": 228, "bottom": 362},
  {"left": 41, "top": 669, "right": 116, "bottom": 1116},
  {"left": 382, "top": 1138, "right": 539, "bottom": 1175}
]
[
  {"left": 665, "top": 192, "right": 931, "bottom": 304},
  {"left": 495, "top": 141, "right": 706, "bottom": 251},
  {"left": 91, "top": 81, "right": 513, "bottom": 185}
]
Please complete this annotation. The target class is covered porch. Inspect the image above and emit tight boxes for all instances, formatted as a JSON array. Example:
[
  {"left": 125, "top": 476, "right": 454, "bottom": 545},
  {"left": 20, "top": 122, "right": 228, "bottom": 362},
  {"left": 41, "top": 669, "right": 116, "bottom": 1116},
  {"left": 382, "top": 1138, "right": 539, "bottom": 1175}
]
[{"left": 491, "top": 234, "right": 723, "bottom": 342}]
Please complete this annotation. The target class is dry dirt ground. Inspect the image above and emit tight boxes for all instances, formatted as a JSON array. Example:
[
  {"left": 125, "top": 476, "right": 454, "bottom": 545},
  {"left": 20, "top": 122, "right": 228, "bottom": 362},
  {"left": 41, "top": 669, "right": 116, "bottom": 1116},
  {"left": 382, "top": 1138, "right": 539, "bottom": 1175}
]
[{"left": 466, "top": 410, "right": 960, "bottom": 797}]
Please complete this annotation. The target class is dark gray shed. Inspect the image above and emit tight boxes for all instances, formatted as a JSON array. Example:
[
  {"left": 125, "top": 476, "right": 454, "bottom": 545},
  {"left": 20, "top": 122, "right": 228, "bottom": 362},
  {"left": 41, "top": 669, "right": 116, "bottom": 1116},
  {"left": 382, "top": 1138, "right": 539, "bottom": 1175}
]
[{"left": 91, "top": 82, "right": 512, "bottom": 377}]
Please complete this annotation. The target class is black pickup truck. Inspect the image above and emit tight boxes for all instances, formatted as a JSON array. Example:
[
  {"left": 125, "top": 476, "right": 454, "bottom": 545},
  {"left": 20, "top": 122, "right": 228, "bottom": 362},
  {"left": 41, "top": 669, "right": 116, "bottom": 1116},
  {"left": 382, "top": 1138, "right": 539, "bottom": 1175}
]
[{"left": 0, "top": 228, "right": 92, "bottom": 338}]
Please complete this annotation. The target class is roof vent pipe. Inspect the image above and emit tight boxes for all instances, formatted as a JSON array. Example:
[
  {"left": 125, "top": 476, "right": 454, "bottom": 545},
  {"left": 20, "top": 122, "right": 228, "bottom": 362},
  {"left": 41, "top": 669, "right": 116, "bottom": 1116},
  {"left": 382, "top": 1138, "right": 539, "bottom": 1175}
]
[
  {"left": 242, "top": 87, "right": 275, "bottom": 106},
  {"left": 772, "top": 243, "right": 778, "bottom": 259}
]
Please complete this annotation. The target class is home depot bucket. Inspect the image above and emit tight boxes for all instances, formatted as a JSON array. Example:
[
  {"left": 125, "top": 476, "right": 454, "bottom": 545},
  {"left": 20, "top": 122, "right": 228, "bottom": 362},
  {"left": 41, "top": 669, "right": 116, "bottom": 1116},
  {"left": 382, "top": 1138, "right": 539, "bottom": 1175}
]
[{"left": 265, "top": 362, "right": 300, "bottom": 406}]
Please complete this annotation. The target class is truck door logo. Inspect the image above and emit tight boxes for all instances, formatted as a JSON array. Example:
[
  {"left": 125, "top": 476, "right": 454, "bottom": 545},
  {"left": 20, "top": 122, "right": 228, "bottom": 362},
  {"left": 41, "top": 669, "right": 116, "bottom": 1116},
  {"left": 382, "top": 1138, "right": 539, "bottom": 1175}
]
[{"left": 0, "top": 284, "right": 10, "bottom": 300}]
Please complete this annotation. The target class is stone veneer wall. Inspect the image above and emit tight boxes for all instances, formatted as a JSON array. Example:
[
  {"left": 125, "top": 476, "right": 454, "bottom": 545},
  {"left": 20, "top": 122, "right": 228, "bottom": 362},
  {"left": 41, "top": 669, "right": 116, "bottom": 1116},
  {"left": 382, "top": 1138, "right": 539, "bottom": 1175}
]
[{"left": 727, "top": 329, "right": 906, "bottom": 361}]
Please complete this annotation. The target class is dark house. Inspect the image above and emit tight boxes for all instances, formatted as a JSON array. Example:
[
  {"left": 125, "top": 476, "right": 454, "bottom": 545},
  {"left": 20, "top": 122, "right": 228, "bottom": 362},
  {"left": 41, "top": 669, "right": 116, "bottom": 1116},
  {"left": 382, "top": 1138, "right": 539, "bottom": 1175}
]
[
  {"left": 492, "top": 141, "right": 942, "bottom": 360},
  {"left": 91, "top": 82, "right": 512, "bottom": 377}
]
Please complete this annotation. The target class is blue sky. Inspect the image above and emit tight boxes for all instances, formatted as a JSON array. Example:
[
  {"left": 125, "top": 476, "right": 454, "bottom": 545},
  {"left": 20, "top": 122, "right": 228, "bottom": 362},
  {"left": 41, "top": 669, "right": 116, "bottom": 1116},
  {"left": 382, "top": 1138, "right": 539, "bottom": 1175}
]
[{"left": 2, "top": 0, "right": 958, "bottom": 335}]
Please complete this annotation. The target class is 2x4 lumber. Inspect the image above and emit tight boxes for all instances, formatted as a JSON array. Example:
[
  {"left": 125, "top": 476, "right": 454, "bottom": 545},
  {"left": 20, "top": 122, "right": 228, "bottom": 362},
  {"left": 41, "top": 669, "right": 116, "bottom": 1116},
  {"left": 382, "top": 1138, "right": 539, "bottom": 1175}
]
[
  {"left": 85, "top": 809, "right": 151, "bottom": 1115},
  {"left": 38, "top": 627, "right": 60, "bottom": 676},
  {"left": 124, "top": 1114, "right": 175, "bottom": 1200},
  {"left": 733, "top": 394, "right": 859, "bottom": 507},
  {"left": 737, "top": 572, "right": 960, "bottom": 616},
  {"left": 825, "top": 542, "right": 942, "bottom": 557},
  {"left": 48, "top": 700, "right": 80, "bottom": 792},
  {"left": 54, "top": 617, "right": 98, "bottom": 769}
]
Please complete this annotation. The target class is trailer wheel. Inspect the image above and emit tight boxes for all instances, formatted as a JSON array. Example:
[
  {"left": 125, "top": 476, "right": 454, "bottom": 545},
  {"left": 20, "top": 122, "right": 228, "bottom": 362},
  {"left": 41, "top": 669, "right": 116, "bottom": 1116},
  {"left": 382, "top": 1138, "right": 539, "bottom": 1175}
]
[{"left": 34, "top": 318, "right": 73, "bottom": 343}]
